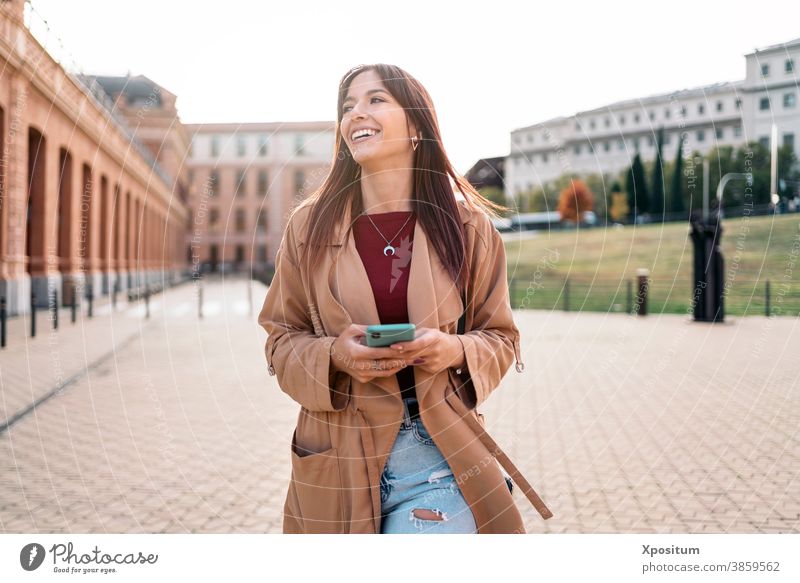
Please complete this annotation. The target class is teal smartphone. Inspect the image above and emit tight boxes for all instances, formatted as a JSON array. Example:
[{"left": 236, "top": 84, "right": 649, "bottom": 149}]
[{"left": 364, "top": 323, "right": 416, "bottom": 347}]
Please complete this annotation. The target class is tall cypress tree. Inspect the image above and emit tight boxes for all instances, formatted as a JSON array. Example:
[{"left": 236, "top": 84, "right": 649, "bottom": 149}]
[
  {"left": 651, "top": 127, "right": 665, "bottom": 221},
  {"left": 627, "top": 153, "right": 649, "bottom": 222},
  {"left": 670, "top": 133, "right": 685, "bottom": 218}
]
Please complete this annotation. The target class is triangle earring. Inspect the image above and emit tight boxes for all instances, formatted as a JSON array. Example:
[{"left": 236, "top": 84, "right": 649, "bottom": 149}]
[{"left": 412, "top": 134, "right": 420, "bottom": 151}]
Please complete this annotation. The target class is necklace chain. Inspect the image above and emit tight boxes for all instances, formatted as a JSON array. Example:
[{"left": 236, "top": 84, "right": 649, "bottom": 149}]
[{"left": 360, "top": 209, "right": 414, "bottom": 257}]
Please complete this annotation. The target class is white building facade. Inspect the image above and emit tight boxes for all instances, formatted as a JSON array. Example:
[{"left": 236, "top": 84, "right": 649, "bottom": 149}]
[{"left": 506, "top": 38, "right": 800, "bottom": 199}]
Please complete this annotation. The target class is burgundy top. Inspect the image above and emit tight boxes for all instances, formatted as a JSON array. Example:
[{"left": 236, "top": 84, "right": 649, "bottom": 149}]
[{"left": 353, "top": 210, "right": 417, "bottom": 400}]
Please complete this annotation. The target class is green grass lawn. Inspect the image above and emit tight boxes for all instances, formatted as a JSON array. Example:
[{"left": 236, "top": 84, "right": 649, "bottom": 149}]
[{"left": 505, "top": 213, "right": 800, "bottom": 316}]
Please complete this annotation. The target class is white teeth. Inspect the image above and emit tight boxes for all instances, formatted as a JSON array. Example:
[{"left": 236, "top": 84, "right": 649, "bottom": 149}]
[{"left": 352, "top": 129, "right": 379, "bottom": 141}]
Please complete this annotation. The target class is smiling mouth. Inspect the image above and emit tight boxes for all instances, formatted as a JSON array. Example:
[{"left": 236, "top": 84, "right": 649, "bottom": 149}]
[{"left": 353, "top": 130, "right": 381, "bottom": 144}]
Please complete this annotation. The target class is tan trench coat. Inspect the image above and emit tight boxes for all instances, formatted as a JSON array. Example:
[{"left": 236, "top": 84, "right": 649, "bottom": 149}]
[{"left": 257, "top": 198, "right": 539, "bottom": 533}]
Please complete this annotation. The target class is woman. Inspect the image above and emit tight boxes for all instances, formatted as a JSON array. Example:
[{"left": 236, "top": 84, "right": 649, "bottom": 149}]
[{"left": 258, "top": 63, "right": 540, "bottom": 534}]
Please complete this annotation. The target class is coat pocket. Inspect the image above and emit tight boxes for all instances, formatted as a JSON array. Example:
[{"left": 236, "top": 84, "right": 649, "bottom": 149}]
[{"left": 289, "top": 427, "right": 345, "bottom": 533}]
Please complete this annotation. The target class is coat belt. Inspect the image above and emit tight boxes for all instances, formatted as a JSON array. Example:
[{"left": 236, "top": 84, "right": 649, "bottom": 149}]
[{"left": 443, "top": 383, "right": 554, "bottom": 521}]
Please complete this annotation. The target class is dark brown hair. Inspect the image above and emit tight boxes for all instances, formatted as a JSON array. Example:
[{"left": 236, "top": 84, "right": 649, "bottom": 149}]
[{"left": 296, "top": 63, "right": 511, "bottom": 294}]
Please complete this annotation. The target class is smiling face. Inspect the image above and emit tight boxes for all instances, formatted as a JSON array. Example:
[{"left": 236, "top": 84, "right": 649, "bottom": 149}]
[{"left": 340, "top": 69, "right": 418, "bottom": 168}]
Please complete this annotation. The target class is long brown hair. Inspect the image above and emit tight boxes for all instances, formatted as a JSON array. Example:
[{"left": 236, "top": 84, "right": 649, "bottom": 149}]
[{"left": 296, "top": 63, "right": 511, "bottom": 294}]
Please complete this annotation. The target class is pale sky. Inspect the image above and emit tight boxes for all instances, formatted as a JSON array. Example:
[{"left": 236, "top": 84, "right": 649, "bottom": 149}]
[{"left": 26, "top": 0, "right": 800, "bottom": 174}]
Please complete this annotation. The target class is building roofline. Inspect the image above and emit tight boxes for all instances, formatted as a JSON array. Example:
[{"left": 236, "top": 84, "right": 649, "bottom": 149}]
[
  {"left": 511, "top": 79, "right": 745, "bottom": 133},
  {"left": 747, "top": 37, "right": 800, "bottom": 55},
  {"left": 183, "top": 120, "right": 335, "bottom": 132}
]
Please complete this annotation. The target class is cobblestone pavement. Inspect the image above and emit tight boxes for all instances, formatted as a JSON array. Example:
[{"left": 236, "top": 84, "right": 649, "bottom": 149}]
[{"left": 0, "top": 277, "right": 797, "bottom": 533}]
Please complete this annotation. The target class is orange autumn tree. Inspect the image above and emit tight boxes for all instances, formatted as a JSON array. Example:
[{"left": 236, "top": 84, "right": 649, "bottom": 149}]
[{"left": 557, "top": 178, "right": 594, "bottom": 223}]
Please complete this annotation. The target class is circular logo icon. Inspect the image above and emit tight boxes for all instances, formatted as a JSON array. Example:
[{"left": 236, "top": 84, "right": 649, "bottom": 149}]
[{"left": 20, "top": 543, "right": 46, "bottom": 571}]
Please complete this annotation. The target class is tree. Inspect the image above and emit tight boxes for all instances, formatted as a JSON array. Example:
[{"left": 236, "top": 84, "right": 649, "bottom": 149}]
[
  {"left": 651, "top": 127, "right": 665, "bottom": 221},
  {"left": 670, "top": 132, "right": 685, "bottom": 218},
  {"left": 557, "top": 178, "right": 594, "bottom": 223},
  {"left": 626, "top": 153, "right": 649, "bottom": 222}
]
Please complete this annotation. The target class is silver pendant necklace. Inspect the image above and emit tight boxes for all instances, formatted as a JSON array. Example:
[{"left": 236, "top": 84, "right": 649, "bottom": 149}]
[{"left": 360, "top": 209, "right": 414, "bottom": 256}]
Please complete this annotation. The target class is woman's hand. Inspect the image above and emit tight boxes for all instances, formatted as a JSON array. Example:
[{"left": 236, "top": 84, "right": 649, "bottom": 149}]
[
  {"left": 386, "top": 327, "right": 464, "bottom": 375},
  {"left": 330, "top": 324, "right": 410, "bottom": 383}
]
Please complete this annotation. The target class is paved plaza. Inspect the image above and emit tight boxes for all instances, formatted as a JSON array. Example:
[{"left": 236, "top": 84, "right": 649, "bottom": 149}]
[{"left": 0, "top": 277, "right": 797, "bottom": 533}]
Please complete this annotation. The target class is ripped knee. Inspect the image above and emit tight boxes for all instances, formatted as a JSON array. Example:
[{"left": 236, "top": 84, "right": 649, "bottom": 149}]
[{"left": 412, "top": 508, "right": 446, "bottom": 521}]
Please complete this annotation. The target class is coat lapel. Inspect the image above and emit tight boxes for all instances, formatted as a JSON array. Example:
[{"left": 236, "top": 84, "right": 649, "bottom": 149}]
[{"left": 313, "top": 201, "right": 468, "bottom": 399}]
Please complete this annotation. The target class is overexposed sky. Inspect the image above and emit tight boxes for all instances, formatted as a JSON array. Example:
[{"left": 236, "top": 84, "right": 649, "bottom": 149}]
[{"left": 26, "top": 0, "right": 799, "bottom": 174}]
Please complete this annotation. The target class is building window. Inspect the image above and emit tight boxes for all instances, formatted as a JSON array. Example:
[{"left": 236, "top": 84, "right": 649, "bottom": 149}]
[
  {"left": 735, "top": 98, "right": 742, "bottom": 109},
  {"left": 716, "top": 101, "right": 723, "bottom": 112},
  {"left": 716, "top": 128, "right": 724, "bottom": 139},
  {"left": 784, "top": 133, "right": 795, "bottom": 149},
  {"left": 758, "top": 136, "right": 769, "bottom": 149},
  {"left": 647, "top": 136, "right": 654, "bottom": 147},
  {"left": 258, "top": 135, "right": 269, "bottom": 156},
  {"left": 734, "top": 125, "right": 742, "bottom": 137},
  {"left": 294, "top": 134, "right": 305, "bottom": 155},
  {"left": 698, "top": 103, "right": 705, "bottom": 115},
  {"left": 294, "top": 169, "right": 305, "bottom": 195},
  {"left": 632, "top": 137, "right": 640, "bottom": 150},
  {"left": 680, "top": 106, "right": 687, "bottom": 117},
  {"left": 787, "top": 59, "right": 795, "bottom": 74},
  {"left": 542, "top": 152, "right": 548, "bottom": 163},
  {"left": 211, "top": 136, "right": 220, "bottom": 157},
  {"left": 617, "top": 139, "right": 624, "bottom": 150},
  {"left": 761, "top": 63, "right": 770, "bottom": 77},
  {"left": 605, "top": 117, "right": 610, "bottom": 127},
  {"left": 589, "top": 119, "right": 595, "bottom": 130},
  {"left": 664, "top": 108, "right": 671, "bottom": 119},
  {"left": 256, "top": 210, "right": 267, "bottom": 232},
  {"left": 664, "top": 133, "right": 671, "bottom": 145},
  {"left": 604, "top": 141, "right": 610, "bottom": 152},
  {"left": 573, "top": 144, "right": 581, "bottom": 154},
  {"left": 208, "top": 170, "right": 219, "bottom": 197},
  {"left": 258, "top": 170, "right": 268, "bottom": 195},
  {"left": 236, "top": 135, "right": 246, "bottom": 157},
  {"left": 209, "top": 207, "right": 219, "bottom": 228},
  {"left": 235, "top": 169, "right": 246, "bottom": 196},
  {"left": 648, "top": 110, "right": 655, "bottom": 121},
  {"left": 258, "top": 244, "right": 267, "bottom": 263},
  {"left": 784, "top": 93, "right": 796, "bottom": 108},
  {"left": 634, "top": 113, "right": 640, "bottom": 123},
  {"left": 619, "top": 114, "right": 625, "bottom": 125},
  {"left": 696, "top": 130, "right": 705, "bottom": 142},
  {"left": 527, "top": 134, "right": 533, "bottom": 143},
  {"left": 759, "top": 97, "right": 770, "bottom": 111},
  {"left": 574, "top": 121, "right": 580, "bottom": 131},
  {"left": 235, "top": 208, "right": 246, "bottom": 232}
]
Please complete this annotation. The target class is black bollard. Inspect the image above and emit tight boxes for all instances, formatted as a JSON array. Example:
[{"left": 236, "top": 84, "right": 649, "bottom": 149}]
[
  {"left": 52, "top": 288, "right": 59, "bottom": 330},
  {"left": 1, "top": 297, "right": 6, "bottom": 348},
  {"left": 765, "top": 279, "right": 771, "bottom": 317},
  {"left": 31, "top": 290, "right": 36, "bottom": 338},
  {"left": 689, "top": 209, "right": 725, "bottom": 322},
  {"left": 71, "top": 283, "right": 77, "bottom": 323},
  {"left": 636, "top": 268, "right": 649, "bottom": 316},
  {"left": 87, "top": 283, "right": 94, "bottom": 318}
]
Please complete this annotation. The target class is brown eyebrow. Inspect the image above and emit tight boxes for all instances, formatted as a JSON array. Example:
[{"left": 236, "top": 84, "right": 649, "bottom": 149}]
[{"left": 343, "top": 88, "right": 389, "bottom": 104}]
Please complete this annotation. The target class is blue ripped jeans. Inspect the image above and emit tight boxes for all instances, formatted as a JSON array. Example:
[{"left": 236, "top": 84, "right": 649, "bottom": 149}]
[{"left": 379, "top": 397, "right": 478, "bottom": 534}]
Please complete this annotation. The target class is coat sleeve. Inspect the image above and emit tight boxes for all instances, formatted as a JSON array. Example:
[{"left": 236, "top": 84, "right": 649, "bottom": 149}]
[
  {"left": 454, "top": 214, "right": 524, "bottom": 410},
  {"left": 257, "top": 217, "right": 351, "bottom": 412}
]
